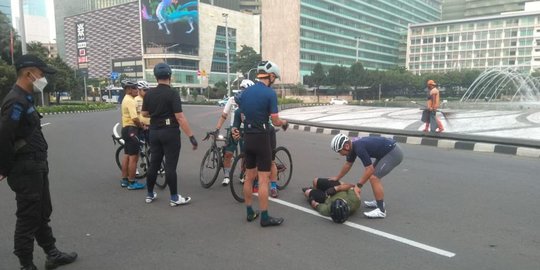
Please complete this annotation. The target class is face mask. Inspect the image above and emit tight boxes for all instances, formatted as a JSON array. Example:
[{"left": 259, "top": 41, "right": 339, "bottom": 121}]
[{"left": 30, "top": 73, "right": 48, "bottom": 92}]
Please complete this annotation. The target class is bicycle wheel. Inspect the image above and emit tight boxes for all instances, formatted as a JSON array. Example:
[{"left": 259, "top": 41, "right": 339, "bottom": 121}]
[
  {"left": 115, "top": 145, "right": 124, "bottom": 171},
  {"left": 155, "top": 159, "right": 167, "bottom": 189},
  {"left": 229, "top": 154, "right": 246, "bottom": 203},
  {"left": 274, "top": 146, "right": 293, "bottom": 190},
  {"left": 134, "top": 151, "right": 149, "bottom": 179},
  {"left": 199, "top": 147, "right": 222, "bottom": 188}
]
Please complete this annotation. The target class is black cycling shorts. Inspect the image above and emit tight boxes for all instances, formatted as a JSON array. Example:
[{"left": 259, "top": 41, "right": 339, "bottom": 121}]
[
  {"left": 121, "top": 126, "right": 140, "bottom": 155},
  {"left": 244, "top": 132, "right": 272, "bottom": 172},
  {"left": 269, "top": 128, "right": 277, "bottom": 160},
  {"left": 309, "top": 178, "right": 341, "bottom": 203}
]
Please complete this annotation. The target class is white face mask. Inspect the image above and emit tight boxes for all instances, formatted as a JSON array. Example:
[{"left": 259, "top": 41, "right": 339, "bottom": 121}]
[{"left": 30, "top": 72, "right": 48, "bottom": 92}]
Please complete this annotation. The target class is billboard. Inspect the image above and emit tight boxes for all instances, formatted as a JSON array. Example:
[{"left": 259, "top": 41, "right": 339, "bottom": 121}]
[
  {"left": 75, "top": 21, "right": 88, "bottom": 75},
  {"left": 140, "top": 0, "right": 199, "bottom": 55}
]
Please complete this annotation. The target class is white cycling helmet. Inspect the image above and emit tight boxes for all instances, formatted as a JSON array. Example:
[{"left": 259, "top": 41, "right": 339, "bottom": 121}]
[
  {"left": 256, "top": 60, "right": 281, "bottom": 79},
  {"left": 239, "top": 79, "right": 254, "bottom": 89},
  {"left": 331, "top": 133, "right": 349, "bottom": 152},
  {"left": 137, "top": 80, "right": 150, "bottom": 90}
]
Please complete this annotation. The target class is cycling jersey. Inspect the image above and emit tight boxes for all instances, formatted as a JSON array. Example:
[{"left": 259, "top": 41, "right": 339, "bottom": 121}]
[
  {"left": 222, "top": 97, "right": 237, "bottom": 126},
  {"left": 239, "top": 82, "right": 278, "bottom": 133},
  {"left": 121, "top": 95, "right": 138, "bottom": 127},
  {"left": 316, "top": 189, "right": 360, "bottom": 217},
  {"left": 346, "top": 137, "right": 396, "bottom": 167}
]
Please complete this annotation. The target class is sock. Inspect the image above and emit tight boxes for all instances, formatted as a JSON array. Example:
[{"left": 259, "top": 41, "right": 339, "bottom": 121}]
[
  {"left": 270, "top": 181, "right": 277, "bottom": 189},
  {"left": 171, "top": 194, "right": 179, "bottom": 201},
  {"left": 224, "top": 168, "right": 231, "bottom": 176},
  {"left": 122, "top": 177, "right": 128, "bottom": 182},
  {"left": 261, "top": 210, "right": 269, "bottom": 221},
  {"left": 246, "top": 206, "right": 255, "bottom": 217},
  {"left": 377, "top": 200, "right": 385, "bottom": 212}
]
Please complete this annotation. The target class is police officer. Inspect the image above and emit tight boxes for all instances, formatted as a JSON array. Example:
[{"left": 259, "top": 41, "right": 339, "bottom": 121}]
[
  {"left": 238, "top": 60, "right": 288, "bottom": 227},
  {"left": 0, "top": 54, "right": 77, "bottom": 270},
  {"left": 141, "top": 63, "right": 198, "bottom": 206}
]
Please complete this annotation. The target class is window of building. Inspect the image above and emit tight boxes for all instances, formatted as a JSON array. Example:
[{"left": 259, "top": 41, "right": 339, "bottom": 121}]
[
  {"left": 448, "top": 24, "right": 460, "bottom": 32},
  {"left": 506, "top": 19, "right": 519, "bottom": 27},
  {"left": 186, "top": 75, "right": 194, "bottom": 84},
  {"left": 436, "top": 26, "right": 447, "bottom": 33}
]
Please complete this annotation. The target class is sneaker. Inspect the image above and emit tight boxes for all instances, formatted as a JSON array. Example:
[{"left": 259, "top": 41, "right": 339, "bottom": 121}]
[
  {"left": 364, "top": 208, "right": 386, "bottom": 219},
  {"left": 170, "top": 195, "right": 191, "bottom": 207},
  {"left": 120, "top": 179, "right": 129, "bottom": 188},
  {"left": 222, "top": 177, "right": 230, "bottom": 186},
  {"left": 364, "top": 200, "right": 385, "bottom": 209},
  {"left": 247, "top": 211, "right": 260, "bottom": 222},
  {"left": 127, "top": 181, "right": 145, "bottom": 190},
  {"left": 260, "top": 216, "right": 284, "bottom": 227},
  {"left": 270, "top": 187, "right": 279, "bottom": 198},
  {"left": 45, "top": 249, "right": 77, "bottom": 270},
  {"left": 239, "top": 177, "right": 245, "bottom": 184},
  {"left": 145, "top": 192, "right": 157, "bottom": 203}
]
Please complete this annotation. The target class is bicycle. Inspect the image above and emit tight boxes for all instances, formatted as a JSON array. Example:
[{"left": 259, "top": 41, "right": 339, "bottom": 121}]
[
  {"left": 199, "top": 130, "right": 239, "bottom": 188},
  {"left": 229, "top": 140, "right": 293, "bottom": 203},
  {"left": 112, "top": 123, "right": 166, "bottom": 189}
]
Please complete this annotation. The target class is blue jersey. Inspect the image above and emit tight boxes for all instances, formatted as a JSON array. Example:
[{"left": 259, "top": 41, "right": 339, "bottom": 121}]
[
  {"left": 238, "top": 82, "right": 278, "bottom": 132},
  {"left": 346, "top": 137, "right": 396, "bottom": 167}
]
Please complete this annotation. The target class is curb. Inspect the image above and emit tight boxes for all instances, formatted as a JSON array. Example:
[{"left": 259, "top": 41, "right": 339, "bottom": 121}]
[
  {"left": 289, "top": 123, "right": 540, "bottom": 159},
  {"left": 41, "top": 108, "right": 114, "bottom": 116}
]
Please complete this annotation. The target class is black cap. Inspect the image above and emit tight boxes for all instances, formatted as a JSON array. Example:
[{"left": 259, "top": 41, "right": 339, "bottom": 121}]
[{"left": 15, "top": 54, "right": 56, "bottom": 74}]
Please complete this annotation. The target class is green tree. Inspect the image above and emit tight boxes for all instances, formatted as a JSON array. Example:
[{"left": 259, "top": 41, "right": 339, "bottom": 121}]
[
  {"left": 290, "top": 83, "right": 306, "bottom": 95},
  {"left": 326, "top": 65, "right": 349, "bottom": 96},
  {"left": 0, "top": 59, "right": 17, "bottom": 101},
  {"left": 232, "top": 45, "right": 261, "bottom": 79},
  {"left": 27, "top": 41, "right": 49, "bottom": 59},
  {"left": 46, "top": 56, "right": 77, "bottom": 99},
  {"left": 0, "top": 11, "right": 22, "bottom": 64}
]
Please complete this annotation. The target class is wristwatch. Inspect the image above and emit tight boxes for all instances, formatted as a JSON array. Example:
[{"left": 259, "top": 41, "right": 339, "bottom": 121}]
[{"left": 356, "top": 183, "right": 363, "bottom": 188}]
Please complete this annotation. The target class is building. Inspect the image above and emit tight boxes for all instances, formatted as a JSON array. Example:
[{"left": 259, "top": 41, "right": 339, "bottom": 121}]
[
  {"left": 442, "top": 0, "right": 529, "bottom": 20},
  {"left": 63, "top": 1, "right": 260, "bottom": 91},
  {"left": 0, "top": 0, "right": 11, "bottom": 22},
  {"left": 54, "top": 0, "right": 133, "bottom": 59},
  {"left": 406, "top": 7, "right": 540, "bottom": 74},
  {"left": 261, "top": 0, "right": 441, "bottom": 85},
  {"left": 199, "top": 0, "right": 261, "bottom": 14},
  {"left": 22, "top": 0, "right": 51, "bottom": 43}
]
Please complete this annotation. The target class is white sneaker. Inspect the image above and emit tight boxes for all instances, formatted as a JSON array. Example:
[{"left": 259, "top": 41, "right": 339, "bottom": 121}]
[
  {"left": 170, "top": 195, "right": 191, "bottom": 207},
  {"left": 364, "top": 200, "right": 385, "bottom": 209},
  {"left": 145, "top": 192, "right": 157, "bottom": 203},
  {"left": 364, "top": 208, "right": 386, "bottom": 219},
  {"left": 222, "top": 177, "right": 230, "bottom": 186},
  {"left": 239, "top": 177, "right": 245, "bottom": 184}
]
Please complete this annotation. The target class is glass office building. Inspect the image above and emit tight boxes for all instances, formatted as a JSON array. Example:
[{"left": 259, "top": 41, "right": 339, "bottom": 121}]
[
  {"left": 262, "top": 0, "right": 441, "bottom": 84},
  {"left": 407, "top": 9, "right": 540, "bottom": 74},
  {"left": 0, "top": 0, "right": 11, "bottom": 21},
  {"left": 443, "top": 0, "right": 529, "bottom": 20}
]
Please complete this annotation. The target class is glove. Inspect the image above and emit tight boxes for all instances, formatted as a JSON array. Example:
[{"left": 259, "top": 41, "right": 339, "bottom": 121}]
[
  {"left": 214, "top": 128, "right": 220, "bottom": 136},
  {"left": 325, "top": 187, "right": 337, "bottom": 196},
  {"left": 282, "top": 121, "right": 289, "bottom": 131},
  {"left": 189, "top": 135, "right": 198, "bottom": 147}
]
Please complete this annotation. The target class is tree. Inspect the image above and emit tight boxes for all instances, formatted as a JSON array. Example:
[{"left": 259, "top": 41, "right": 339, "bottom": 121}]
[
  {"left": 27, "top": 41, "right": 49, "bottom": 59},
  {"left": 0, "top": 11, "right": 22, "bottom": 64},
  {"left": 307, "top": 63, "right": 326, "bottom": 102},
  {"left": 348, "top": 61, "right": 366, "bottom": 99},
  {"left": 233, "top": 45, "right": 261, "bottom": 80},
  {"left": 46, "top": 56, "right": 77, "bottom": 99},
  {"left": 325, "top": 65, "right": 349, "bottom": 96},
  {"left": 0, "top": 59, "right": 16, "bottom": 101},
  {"left": 290, "top": 83, "right": 307, "bottom": 95}
]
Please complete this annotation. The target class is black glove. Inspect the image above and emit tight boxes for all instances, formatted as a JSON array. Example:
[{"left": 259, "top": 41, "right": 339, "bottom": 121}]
[
  {"left": 325, "top": 187, "right": 337, "bottom": 196},
  {"left": 189, "top": 135, "right": 198, "bottom": 147},
  {"left": 214, "top": 128, "right": 220, "bottom": 135},
  {"left": 282, "top": 121, "right": 289, "bottom": 131}
]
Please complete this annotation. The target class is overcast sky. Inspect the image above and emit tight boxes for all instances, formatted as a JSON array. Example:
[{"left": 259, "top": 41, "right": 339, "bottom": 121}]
[{"left": 11, "top": 0, "right": 56, "bottom": 42}]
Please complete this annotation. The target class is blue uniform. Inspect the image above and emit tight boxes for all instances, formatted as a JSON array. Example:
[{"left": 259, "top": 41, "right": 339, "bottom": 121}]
[
  {"left": 346, "top": 137, "right": 396, "bottom": 166},
  {"left": 239, "top": 82, "right": 278, "bottom": 133}
]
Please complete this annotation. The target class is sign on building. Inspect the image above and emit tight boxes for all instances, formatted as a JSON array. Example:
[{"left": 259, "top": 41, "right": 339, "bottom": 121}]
[{"left": 76, "top": 21, "right": 88, "bottom": 75}]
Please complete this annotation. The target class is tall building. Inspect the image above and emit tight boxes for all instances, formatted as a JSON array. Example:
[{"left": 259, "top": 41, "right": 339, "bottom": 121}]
[
  {"left": 406, "top": 8, "right": 540, "bottom": 74},
  {"left": 240, "top": 0, "right": 261, "bottom": 14},
  {"left": 442, "top": 0, "right": 529, "bottom": 20},
  {"left": 262, "top": 0, "right": 442, "bottom": 84},
  {"left": 200, "top": 0, "right": 261, "bottom": 14},
  {"left": 63, "top": 1, "right": 260, "bottom": 91},
  {"left": 0, "top": 0, "right": 11, "bottom": 21},
  {"left": 54, "top": 0, "right": 133, "bottom": 59},
  {"left": 22, "top": 0, "right": 51, "bottom": 43}
]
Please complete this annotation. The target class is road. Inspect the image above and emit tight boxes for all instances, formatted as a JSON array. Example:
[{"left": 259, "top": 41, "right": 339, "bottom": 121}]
[{"left": 1, "top": 105, "right": 539, "bottom": 270}]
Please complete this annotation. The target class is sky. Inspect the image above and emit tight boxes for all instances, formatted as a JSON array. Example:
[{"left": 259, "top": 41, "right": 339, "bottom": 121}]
[{"left": 11, "top": 0, "right": 56, "bottom": 42}]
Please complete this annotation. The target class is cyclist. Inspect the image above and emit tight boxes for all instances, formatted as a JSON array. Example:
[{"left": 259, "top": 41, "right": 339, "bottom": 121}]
[
  {"left": 135, "top": 80, "right": 151, "bottom": 128},
  {"left": 214, "top": 79, "right": 254, "bottom": 186},
  {"left": 329, "top": 134, "right": 403, "bottom": 219},
  {"left": 141, "top": 63, "right": 198, "bottom": 207},
  {"left": 120, "top": 79, "right": 145, "bottom": 190},
  {"left": 302, "top": 178, "right": 360, "bottom": 223},
  {"left": 236, "top": 60, "right": 288, "bottom": 227}
]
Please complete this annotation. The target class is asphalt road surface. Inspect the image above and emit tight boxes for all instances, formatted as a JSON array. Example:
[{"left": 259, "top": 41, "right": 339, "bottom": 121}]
[{"left": 1, "top": 105, "right": 539, "bottom": 270}]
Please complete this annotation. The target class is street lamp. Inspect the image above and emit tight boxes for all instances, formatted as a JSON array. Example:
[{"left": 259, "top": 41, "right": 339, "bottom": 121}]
[{"left": 222, "top": 13, "right": 231, "bottom": 97}]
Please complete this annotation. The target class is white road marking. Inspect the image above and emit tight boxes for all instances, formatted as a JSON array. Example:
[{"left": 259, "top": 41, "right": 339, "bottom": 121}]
[
  {"left": 41, "top": 122, "right": 50, "bottom": 127},
  {"left": 269, "top": 197, "right": 456, "bottom": 258}
]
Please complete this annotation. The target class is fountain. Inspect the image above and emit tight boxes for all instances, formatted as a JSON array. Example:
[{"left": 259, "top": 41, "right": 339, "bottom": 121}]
[{"left": 460, "top": 68, "right": 540, "bottom": 103}]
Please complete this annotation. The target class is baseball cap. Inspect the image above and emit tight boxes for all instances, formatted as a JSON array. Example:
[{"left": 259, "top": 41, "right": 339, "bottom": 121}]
[
  {"left": 427, "top": 80, "right": 437, "bottom": 86},
  {"left": 15, "top": 54, "right": 57, "bottom": 74}
]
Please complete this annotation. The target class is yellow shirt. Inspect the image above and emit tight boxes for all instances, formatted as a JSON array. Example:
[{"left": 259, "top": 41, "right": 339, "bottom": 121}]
[
  {"left": 134, "top": 95, "right": 150, "bottom": 125},
  {"left": 121, "top": 95, "right": 138, "bottom": 127}
]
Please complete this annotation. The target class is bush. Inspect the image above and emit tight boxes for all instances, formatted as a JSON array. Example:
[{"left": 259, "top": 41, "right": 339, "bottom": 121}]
[
  {"left": 278, "top": 97, "right": 303, "bottom": 104},
  {"left": 37, "top": 103, "right": 116, "bottom": 113}
]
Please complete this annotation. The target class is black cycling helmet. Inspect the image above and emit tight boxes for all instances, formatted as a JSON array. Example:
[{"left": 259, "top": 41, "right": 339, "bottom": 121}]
[
  {"left": 121, "top": 79, "right": 137, "bottom": 89},
  {"left": 330, "top": 198, "right": 350, "bottom": 224},
  {"left": 153, "top": 63, "right": 172, "bottom": 78}
]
